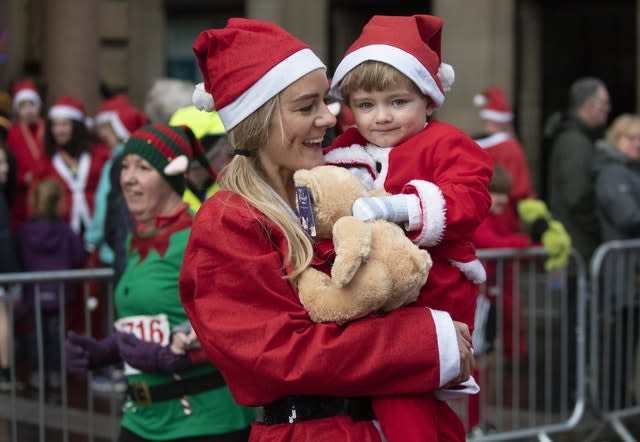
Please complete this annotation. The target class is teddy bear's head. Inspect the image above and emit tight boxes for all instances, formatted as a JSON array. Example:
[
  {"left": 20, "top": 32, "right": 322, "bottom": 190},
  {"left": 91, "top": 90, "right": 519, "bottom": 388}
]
[{"left": 293, "top": 165, "right": 367, "bottom": 239}]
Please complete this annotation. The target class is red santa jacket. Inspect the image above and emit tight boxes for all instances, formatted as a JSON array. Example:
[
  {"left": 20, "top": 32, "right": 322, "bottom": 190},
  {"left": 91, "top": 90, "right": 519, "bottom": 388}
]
[
  {"left": 474, "top": 131, "right": 535, "bottom": 234},
  {"left": 6, "top": 120, "right": 47, "bottom": 230},
  {"left": 40, "top": 145, "right": 109, "bottom": 234},
  {"left": 325, "top": 121, "right": 493, "bottom": 327},
  {"left": 179, "top": 191, "right": 462, "bottom": 442}
]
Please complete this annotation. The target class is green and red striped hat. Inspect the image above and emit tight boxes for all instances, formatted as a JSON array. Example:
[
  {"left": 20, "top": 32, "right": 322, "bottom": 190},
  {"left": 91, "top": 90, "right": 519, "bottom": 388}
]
[{"left": 122, "top": 123, "right": 212, "bottom": 195}]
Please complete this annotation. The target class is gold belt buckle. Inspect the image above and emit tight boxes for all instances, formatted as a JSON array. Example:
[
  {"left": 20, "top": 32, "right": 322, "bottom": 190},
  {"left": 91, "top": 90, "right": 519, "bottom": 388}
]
[{"left": 130, "top": 382, "right": 152, "bottom": 406}]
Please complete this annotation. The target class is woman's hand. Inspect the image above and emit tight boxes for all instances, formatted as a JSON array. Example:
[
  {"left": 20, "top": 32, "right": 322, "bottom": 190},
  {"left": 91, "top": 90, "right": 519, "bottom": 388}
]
[
  {"left": 170, "top": 330, "right": 200, "bottom": 354},
  {"left": 443, "top": 321, "right": 474, "bottom": 388}
]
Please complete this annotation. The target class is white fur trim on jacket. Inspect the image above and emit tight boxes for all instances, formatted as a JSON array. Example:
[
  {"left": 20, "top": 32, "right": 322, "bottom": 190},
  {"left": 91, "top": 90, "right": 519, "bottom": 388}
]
[
  {"left": 324, "top": 144, "right": 377, "bottom": 179},
  {"left": 450, "top": 258, "right": 487, "bottom": 284},
  {"left": 404, "top": 179, "right": 446, "bottom": 247},
  {"left": 474, "top": 131, "right": 510, "bottom": 149},
  {"left": 429, "top": 308, "right": 459, "bottom": 388}
]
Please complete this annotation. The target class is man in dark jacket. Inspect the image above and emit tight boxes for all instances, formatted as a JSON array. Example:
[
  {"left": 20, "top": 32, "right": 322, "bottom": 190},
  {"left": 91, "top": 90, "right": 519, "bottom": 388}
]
[{"left": 546, "top": 77, "right": 610, "bottom": 263}]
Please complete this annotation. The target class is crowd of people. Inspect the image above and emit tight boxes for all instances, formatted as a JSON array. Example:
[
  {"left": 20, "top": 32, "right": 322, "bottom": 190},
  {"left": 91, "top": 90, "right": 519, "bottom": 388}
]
[{"left": 0, "top": 11, "right": 637, "bottom": 442}]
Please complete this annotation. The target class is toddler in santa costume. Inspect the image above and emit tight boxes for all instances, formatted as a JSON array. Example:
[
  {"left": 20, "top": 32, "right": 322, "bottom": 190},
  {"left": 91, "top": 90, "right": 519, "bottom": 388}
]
[{"left": 325, "top": 14, "right": 493, "bottom": 442}]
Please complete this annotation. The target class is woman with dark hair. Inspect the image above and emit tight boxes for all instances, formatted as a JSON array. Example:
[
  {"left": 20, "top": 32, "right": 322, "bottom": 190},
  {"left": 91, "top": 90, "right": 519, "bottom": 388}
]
[{"left": 41, "top": 97, "right": 109, "bottom": 236}]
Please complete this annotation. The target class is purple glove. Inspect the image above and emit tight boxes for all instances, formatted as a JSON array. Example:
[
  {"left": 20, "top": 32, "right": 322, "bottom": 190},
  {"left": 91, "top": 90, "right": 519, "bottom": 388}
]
[
  {"left": 65, "top": 331, "right": 121, "bottom": 375},
  {"left": 117, "top": 333, "right": 192, "bottom": 373}
]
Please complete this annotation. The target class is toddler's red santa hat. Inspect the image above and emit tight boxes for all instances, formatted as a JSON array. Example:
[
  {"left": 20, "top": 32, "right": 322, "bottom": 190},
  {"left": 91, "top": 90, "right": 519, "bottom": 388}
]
[
  {"left": 48, "top": 96, "right": 87, "bottom": 123},
  {"left": 191, "top": 18, "right": 326, "bottom": 130},
  {"left": 330, "top": 15, "right": 455, "bottom": 108},
  {"left": 95, "top": 94, "right": 130, "bottom": 125},
  {"left": 473, "top": 87, "right": 513, "bottom": 123},
  {"left": 109, "top": 106, "right": 148, "bottom": 141},
  {"left": 12, "top": 79, "right": 42, "bottom": 111}
]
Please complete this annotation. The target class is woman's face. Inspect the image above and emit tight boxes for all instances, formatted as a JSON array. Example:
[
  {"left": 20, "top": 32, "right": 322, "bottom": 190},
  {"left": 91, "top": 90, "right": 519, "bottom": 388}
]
[
  {"left": 51, "top": 117, "right": 73, "bottom": 146},
  {"left": 617, "top": 123, "right": 640, "bottom": 161},
  {"left": 120, "top": 153, "right": 177, "bottom": 228},
  {"left": 259, "top": 69, "right": 336, "bottom": 185},
  {"left": 0, "top": 148, "right": 8, "bottom": 184}
]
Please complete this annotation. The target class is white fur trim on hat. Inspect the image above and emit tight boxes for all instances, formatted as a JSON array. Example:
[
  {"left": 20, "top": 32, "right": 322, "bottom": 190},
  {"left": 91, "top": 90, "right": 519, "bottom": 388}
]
[
  {"left": 479, "top": 109, "right": 513, "bottom": 123},
  {"left": 109, "top": 113, "right": 130, "bottom": 141},
  {"left": 48, "top": 105, "right": 84, "bottom": 122},
  {"left": 473, "top": 94, "right": 487, "bottom": 107},
  {"left": 450, "top": 258, "right": 487, "bottom": 284},
  {"left": 405, "top": 179, "right": 446, "bottom": 247},
  {"left": 13, "top": 90, "right": 41, "bottom": 110},
  {"left": 193, "top": 83, "right": 215, "bottom": 112},
  {"left": 218, "top": 48, "right": 326, "bottom": 130},
  {"left": 95, "top": 111, "right": 116, "bottom": 125},
  {"left": 331, "top": 44, "right": 445, "bottom": 107},
  {"left": 163, "top": 155, "right": 189, "bottom": 176},
  {"left": 437, "top": 63, "right": 455, "bottom": 92}
]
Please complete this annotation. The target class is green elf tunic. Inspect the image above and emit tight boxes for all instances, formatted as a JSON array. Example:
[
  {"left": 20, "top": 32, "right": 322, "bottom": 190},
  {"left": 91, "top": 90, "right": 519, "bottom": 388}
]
[{"left": 115, "top": 204, "right": 254, "bottom": 440}]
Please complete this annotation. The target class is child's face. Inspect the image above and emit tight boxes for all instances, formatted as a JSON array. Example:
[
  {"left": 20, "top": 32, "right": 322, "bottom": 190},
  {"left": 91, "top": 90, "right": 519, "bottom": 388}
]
[
  {"left": 489, "top": 192, "right": 509, "bottom": 215},
  {"left": 17, "top": 100, "right": 40, "bottom": 124},
  {"left": 95, "top": 121, "right": 120, "bottom": 148},
  {"left": 0, "top": 149, "right": 8, "bottom": 184},
  {"left": 348, "top": 84, "right": 434, "bottom": 147},
  {"left": 51, "top": 117, "right": 73, "bottom": 146}
]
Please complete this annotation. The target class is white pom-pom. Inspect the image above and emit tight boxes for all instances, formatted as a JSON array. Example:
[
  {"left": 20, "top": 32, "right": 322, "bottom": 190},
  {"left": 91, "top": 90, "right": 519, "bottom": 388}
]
[
  {"left": 192, "top": 83, "right": 215, "bottom": 112},
  {"left": 437, "top": 63, "right": 455, "bottom": 92},
  {"left": 473, "top": 94, "right": 487, "bottom": 107},
  {"left": 164, "top": 155, "right": 189, "bottom": 176},
  {"left": 327, "top": 101, "right": 341, "bottom": 117}
]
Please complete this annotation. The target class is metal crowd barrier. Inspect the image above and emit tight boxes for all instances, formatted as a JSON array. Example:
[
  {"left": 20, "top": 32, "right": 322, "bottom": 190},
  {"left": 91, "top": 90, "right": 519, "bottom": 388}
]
[
  {"left": 464, "top": 247, "right": 587, "bottom": 442},
  {"left": 587, "top": 239, "right": 640, "bottom": 442},
  {"left": 0, "top": 268, "right": 121, "bottom": 442}
]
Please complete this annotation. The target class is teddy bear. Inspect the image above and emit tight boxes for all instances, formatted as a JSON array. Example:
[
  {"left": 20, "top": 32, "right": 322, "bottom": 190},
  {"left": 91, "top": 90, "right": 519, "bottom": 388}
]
[{"left": 292, "top": 165, "right": 432, "bottom": 324}]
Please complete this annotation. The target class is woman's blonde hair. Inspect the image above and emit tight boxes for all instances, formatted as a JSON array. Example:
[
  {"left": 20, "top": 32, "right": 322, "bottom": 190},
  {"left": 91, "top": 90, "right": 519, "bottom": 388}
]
[
  {"left": 30, "top": 177, "right": 63, "bottom": 220},
  {"left": 338, "top": 60, "right": 422, "bottom": 104},
  {"left": 221, "top": 95, "right": 313, "bottom": 280},
  {"left": 605, "top": 113, "right": 640, "bottom": 146}
]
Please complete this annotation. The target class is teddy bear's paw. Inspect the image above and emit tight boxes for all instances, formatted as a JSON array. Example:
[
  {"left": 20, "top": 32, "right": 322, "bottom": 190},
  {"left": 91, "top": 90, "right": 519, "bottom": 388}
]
[{"left": 332, "top": 216, "right": 372, "bottom": 287}]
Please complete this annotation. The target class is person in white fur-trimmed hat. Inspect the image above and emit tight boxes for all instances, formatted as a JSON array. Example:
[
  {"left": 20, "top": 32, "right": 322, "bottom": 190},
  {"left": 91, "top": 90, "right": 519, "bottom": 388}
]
[
  {"left": 324, "top": 15, "right": 493, "bottom": 442},
  {"left": 181, "top": 16, "right": 475, "bottom": 442}
]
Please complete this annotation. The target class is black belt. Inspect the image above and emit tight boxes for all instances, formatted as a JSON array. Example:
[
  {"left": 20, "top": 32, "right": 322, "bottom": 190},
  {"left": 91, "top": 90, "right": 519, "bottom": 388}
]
[
  {"left": 257, "top": 396, "right": 375, "bottom": 425},
  {"left": 127, "top": 371, "right": 226, "bottom": 406}
]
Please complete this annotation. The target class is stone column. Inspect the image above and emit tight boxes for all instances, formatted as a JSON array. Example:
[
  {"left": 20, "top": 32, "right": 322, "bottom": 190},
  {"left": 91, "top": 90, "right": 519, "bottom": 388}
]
[
  {"left": 246, "top": 0, "right": 329, "bottom": 63},
  {"left": 1, "top": 0, "right": 30, "bottom": 91},
  {"left": 43, "top": 0, "right": 100, "bottom": 113},
  {"left": 128, "top": 0, "right": 165, "bottom": 109},
  {"left": 433, "top": 0, "right": 514, "bottom": 134}
]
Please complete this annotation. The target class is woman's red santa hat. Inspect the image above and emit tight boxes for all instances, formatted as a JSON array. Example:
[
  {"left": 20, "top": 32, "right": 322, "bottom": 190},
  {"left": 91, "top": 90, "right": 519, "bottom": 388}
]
[
  {"left": 109, "top": 106, "right": 148, "bottom": 142},
  {"left": 473, "top": 87, "right": 513, "bottom": 123},
  {"left": 191, "top": 18, "right": 326, "bottom": 131},
  {"left": 95, "top": 94, "right": 130, "bottom": 125},
  {"left": 330, "top": 14, "right": 455, "bottom": 108},
  {"left": 12, "top": 79, "right": 42, "bottom": 111},
  {"left": 48, "top": 96, "right": 87, "bottom": 122}
]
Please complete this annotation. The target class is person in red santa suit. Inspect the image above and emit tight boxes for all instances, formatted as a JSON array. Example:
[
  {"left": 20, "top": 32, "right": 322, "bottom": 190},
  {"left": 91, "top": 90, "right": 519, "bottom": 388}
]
[
  {"left": 6, "top": 80, "right": 48, "bottom": 232},
  {"left": 468, "top": 165, "right": 532, "bottom": 433},
  {"left": 324, "top": 15, "right": 491, "bottom": 441},
  {"left": 472, "top": 87, "right": 535, "bottom": 234},
  {"left": 179, "top": 18, "right": 474, "bottom": 442},
  {"left": 40, "top": 97, "right": 109, "bottom": 237}
]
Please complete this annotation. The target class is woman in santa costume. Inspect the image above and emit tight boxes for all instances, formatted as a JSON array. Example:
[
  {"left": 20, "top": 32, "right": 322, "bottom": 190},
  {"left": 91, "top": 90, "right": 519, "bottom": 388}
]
[
  {"left": 41, "top": 96, "right": 109, "bottom": 236},
  {"left": 179, "top": 18, "right": 473, "bottom": 442},
  {"left": 6, "top": 80, "right": 48, "bottom": 232}
]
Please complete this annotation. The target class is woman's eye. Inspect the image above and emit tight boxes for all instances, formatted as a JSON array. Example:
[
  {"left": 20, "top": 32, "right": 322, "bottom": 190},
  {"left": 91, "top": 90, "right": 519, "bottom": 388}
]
[{"left": 299, "top": 104, "right": 313, "bottom": 113}]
